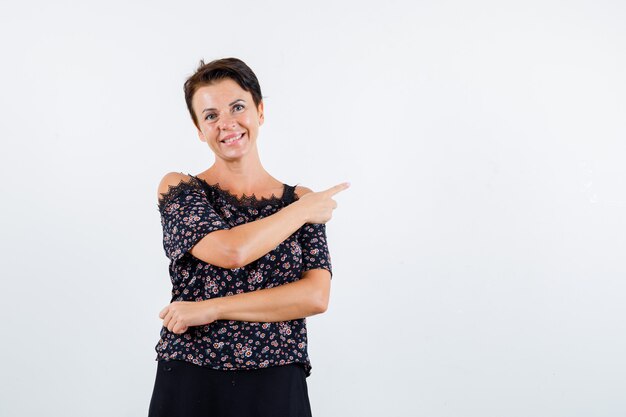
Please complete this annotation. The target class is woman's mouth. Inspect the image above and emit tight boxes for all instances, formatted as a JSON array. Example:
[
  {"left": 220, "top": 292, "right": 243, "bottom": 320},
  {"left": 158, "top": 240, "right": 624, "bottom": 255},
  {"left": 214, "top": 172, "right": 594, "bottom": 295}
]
[{"left": 221, "top": 133, "right": 244, "bottom": 145}]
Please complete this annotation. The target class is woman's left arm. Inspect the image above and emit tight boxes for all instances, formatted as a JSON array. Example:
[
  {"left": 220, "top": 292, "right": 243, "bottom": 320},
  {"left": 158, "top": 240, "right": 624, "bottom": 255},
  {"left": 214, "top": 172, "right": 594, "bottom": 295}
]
[{"left": 160, "top": 269, "right": 331, "bottom": 334}]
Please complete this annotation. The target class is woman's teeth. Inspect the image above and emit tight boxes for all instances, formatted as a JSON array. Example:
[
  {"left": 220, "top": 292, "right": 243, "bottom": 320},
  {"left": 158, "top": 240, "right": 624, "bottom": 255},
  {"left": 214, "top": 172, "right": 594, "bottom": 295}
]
[{"left": 222, "top": 133, "right": 243, "bottom": 144}]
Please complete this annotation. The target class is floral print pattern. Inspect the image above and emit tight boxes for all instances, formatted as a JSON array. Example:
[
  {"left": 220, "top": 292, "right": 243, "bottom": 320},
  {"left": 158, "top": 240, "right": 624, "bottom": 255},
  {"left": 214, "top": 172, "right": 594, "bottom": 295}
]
[{"left": 155, "top": 174, "right": 332, "bottom": 377}]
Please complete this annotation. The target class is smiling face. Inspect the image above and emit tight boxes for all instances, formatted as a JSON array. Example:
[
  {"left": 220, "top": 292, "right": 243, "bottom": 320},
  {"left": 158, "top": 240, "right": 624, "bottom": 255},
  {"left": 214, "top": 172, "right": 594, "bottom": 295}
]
[{"left": 192, "top": 78, "right": 264, "bottom": 161}]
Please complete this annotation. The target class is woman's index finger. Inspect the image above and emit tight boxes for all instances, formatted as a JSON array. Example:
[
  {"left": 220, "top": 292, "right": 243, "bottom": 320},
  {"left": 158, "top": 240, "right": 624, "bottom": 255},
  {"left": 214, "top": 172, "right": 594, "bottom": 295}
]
[{"left": 324, "top": 182, "right": 351, "bottom": 196}]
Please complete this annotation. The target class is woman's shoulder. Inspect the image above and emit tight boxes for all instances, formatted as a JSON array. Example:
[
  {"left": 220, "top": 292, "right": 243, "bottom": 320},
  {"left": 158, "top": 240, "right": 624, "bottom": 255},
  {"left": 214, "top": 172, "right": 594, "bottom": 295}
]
[
  {"left": 157, "top": 172, "right": 197, "bottom": 202},
  {"left": 294, "top": 185, "right": 314, "bottom": 199}
]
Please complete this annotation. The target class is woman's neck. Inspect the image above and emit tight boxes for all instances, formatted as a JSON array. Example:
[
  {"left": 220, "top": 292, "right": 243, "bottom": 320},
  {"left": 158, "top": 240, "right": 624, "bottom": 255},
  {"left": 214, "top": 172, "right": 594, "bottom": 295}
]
[{"left": 200, "top": 159, "right": 281, "bottom": 196}]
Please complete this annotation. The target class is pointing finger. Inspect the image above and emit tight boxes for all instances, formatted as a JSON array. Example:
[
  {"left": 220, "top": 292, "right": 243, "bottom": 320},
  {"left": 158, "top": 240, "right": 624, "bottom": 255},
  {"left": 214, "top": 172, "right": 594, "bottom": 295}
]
[{"left": 324, "top": 182, "right": 350, "bottom": 196}]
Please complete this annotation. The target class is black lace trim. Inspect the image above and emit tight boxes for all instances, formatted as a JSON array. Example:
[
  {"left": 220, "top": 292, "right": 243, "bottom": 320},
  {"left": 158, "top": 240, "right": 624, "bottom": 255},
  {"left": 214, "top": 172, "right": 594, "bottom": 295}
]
[
  {"left": 157, "top": 176, "right": 204, "bottom": 212},
  {"left": 191, "top": 175, "right": 289, "bottom": 207}
]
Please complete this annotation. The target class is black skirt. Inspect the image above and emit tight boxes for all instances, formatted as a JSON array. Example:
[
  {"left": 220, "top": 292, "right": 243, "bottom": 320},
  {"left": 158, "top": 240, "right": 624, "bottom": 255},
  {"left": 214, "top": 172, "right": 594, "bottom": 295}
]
[{"left": 148, "top": 360, "right": 313, "bottom": 417}]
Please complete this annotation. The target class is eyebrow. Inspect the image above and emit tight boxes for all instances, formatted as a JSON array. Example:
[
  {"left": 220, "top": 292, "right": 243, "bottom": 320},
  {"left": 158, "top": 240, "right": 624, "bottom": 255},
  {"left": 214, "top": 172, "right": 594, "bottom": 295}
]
[{"left": 202, "top": 99, "right": 246, "bottom": 113}]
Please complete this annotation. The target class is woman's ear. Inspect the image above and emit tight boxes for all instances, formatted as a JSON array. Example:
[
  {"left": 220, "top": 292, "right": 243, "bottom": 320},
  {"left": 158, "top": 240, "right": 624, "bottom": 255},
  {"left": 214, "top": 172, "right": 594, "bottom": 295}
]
[
  {"left": 258, "top": 101, "right": 264, "bottom": 126},
  {"left": 197, "top": 127, "right": 205, "bottom": 143}
]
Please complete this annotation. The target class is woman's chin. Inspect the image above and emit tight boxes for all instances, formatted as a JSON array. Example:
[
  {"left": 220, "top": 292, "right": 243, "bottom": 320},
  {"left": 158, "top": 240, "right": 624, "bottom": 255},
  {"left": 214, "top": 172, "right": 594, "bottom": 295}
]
[{"left": 218, "top": 146, "right": 253, "bottom": 161}]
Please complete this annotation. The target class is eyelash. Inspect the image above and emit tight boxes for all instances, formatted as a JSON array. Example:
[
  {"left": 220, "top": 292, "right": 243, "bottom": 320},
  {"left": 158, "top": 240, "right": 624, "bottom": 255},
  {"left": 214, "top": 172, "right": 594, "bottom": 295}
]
[{"left": 205, "top": 104, "right": 245, "bottom": 121}]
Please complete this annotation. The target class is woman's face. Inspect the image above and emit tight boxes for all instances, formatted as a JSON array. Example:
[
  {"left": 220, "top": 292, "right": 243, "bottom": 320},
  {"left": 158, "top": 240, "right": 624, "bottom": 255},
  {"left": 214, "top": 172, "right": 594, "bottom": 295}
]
[{"left": 192, "top": 78, "right": 264, "bottom": 161}]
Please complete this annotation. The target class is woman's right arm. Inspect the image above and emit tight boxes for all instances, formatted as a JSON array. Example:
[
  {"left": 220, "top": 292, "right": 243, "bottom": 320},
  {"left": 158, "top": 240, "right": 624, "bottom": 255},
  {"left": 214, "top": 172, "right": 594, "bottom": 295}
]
[
  {"left": 158, "top": 172, "right": 347, "bottom": 269},
  {"left": 191, "top": 201, "right": 308, "bottom": 269}
]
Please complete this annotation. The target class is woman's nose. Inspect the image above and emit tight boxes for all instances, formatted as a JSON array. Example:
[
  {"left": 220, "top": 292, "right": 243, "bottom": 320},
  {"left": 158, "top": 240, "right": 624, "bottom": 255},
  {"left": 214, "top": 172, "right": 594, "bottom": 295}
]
[{"left": 219, "top": 115, "right": 237, "bottom": 130}]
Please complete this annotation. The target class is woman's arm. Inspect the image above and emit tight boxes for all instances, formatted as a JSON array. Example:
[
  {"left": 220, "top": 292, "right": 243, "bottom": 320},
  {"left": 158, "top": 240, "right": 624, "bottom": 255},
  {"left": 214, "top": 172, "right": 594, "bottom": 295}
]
[
  {"left": 158, "top": 173, "right": 311, "bottom": 269},
  {"left": 159, "top": 173, "right": 347, "bottom": 269},
  {"left": 212, "top": 268, "right": 331, "bottom": 321},
  {"left": 193, "top": 202, "right": 308, "bottom": 269},
  {"left": 160, "top": 269, "right": 331, "bottom": 334}
]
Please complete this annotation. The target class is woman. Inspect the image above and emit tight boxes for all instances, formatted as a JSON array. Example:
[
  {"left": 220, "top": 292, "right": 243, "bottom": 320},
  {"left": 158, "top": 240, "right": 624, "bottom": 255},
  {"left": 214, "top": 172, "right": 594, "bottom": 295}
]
[{"left": 148, "top": 57, "right": 349, "bottom": 417}]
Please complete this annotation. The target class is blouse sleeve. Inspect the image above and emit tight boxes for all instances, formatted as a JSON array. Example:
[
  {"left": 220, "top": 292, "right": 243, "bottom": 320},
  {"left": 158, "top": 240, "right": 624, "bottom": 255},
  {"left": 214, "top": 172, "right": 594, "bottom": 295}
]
[
  {"left": 298, "top": 222, "right": 333, "bottom": 279},
  {"left": 158, "top": 179, "right": 230, "bottom": 263}
]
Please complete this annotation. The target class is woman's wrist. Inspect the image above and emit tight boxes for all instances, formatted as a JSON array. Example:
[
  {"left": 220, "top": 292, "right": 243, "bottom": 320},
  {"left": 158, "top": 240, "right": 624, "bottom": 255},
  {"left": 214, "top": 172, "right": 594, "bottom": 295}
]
[
  {"left": 289, "top": 200, "right": 310, "bottom": 223},
  {"left": 202, "top": 299, "right": 221, "bottom": 323}
]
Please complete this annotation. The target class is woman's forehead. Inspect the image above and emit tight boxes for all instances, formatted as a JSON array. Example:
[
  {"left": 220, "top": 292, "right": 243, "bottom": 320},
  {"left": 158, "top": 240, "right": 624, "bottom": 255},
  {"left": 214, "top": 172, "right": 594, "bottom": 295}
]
[{"left": 194, "top": 79, "right": 249, "bottom": 103}]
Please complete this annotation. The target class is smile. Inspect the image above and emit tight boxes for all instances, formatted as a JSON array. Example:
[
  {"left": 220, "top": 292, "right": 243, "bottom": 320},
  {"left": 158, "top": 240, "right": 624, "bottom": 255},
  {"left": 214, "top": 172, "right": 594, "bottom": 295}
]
[{"left": 221, "top": 133, "right": 244, "bottom": 145}]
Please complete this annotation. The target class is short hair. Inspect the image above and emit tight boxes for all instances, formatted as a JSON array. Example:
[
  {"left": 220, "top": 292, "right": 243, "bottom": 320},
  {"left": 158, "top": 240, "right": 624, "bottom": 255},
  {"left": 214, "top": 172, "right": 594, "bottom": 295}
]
[{"left": 184, "top": 57, "right": 263, "bottom": 129}]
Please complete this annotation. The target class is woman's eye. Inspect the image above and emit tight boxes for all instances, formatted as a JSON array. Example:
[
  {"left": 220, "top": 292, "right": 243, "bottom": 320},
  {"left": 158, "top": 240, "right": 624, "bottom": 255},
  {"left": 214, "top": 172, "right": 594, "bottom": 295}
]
[
  {"left": 233, "top": 104, "right": 245, "bottom": 111},
  {"left": 205, "top": 113, "right": 217, "bottom": 121}
]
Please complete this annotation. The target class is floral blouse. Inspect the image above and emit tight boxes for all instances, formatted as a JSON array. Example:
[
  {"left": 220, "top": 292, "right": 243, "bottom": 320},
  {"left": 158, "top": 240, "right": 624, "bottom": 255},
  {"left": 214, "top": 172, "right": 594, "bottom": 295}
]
[{"left": 155, "top": 174, "right": 332, "bottom": 377}]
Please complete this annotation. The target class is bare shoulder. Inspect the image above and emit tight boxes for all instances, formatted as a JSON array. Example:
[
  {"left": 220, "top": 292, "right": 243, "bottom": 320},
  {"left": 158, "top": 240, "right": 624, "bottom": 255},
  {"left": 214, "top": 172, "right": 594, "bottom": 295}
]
[
  {"left": 157, "top": 172, "right": 194, "bottom": 201},
  {"left": 294, "top": 185, "right": 314, "bottom": 199}
]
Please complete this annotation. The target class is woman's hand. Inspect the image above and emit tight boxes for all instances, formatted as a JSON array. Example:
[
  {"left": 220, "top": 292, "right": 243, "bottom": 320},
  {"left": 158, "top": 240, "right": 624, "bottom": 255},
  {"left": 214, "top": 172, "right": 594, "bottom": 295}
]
[
  {"left": 296, "top": 182, "right": 350, "bottom": 223},
  {"left": 159, "top": 300, "right": 218, "bottom": 334}
]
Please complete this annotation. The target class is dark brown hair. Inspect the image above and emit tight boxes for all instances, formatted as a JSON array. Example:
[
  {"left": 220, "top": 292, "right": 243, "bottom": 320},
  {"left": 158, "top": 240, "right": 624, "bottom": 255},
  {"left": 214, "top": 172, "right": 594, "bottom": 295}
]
[{"left": 184, "top": 57, "right": 263, "bottom": 129}]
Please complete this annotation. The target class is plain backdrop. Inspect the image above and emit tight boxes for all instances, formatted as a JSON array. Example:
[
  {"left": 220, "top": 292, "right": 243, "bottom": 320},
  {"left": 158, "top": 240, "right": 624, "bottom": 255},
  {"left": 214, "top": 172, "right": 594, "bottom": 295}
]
[{"left": 1, "top": 1, "right": 625, "bottom": 416}]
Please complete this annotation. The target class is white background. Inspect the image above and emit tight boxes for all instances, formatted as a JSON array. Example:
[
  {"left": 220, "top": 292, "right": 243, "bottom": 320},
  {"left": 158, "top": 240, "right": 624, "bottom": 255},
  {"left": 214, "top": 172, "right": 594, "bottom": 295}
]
[{"left": 1, "top": 1, "right": 625, "bottom": 416}]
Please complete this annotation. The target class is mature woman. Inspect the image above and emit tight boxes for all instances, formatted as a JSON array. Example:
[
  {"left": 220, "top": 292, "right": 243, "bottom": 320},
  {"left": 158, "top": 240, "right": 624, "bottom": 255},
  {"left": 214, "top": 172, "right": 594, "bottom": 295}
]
[{"left": 148, "top": 57, "right": 349, "bottom": 417}]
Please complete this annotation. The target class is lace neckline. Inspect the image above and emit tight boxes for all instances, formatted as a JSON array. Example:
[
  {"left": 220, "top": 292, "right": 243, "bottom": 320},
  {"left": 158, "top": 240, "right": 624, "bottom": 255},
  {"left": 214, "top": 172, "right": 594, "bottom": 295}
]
[{"left": 190, "top": 174, "right": 288, "bottom": 207}]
